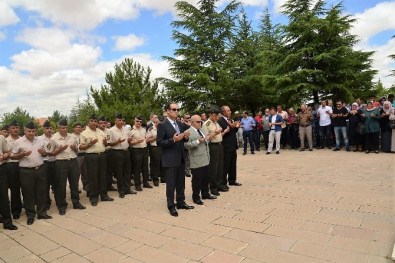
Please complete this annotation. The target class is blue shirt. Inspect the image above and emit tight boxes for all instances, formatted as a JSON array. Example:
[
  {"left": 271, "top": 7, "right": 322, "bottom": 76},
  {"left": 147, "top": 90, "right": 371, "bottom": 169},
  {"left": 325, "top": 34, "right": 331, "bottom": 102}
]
[
  {"left": 240, "top": 116, "right": 255, "bottom": 132},
  {"left": 268, "top": 114, "right": 284, "bottom": 132}
]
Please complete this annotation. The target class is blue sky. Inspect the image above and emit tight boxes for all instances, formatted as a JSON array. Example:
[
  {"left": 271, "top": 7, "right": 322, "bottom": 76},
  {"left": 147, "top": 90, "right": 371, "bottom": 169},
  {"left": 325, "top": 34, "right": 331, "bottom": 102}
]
[{"left": 0, "top": 0, "right": 394, "bottom": 117}]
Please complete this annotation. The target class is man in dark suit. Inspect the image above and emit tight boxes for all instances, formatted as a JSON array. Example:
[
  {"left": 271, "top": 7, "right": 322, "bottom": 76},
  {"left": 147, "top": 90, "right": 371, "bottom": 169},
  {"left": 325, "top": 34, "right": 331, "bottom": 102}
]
[
  {"left": 157, "top": 102, "right": 194, "bottom": 217},
  {"left": 218, "top": 106, "right": 242, "bottom": 187}
]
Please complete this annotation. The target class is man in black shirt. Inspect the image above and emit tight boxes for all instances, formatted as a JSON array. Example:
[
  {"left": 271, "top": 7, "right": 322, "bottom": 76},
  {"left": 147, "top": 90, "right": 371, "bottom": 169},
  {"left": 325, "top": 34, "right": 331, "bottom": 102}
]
[{"left": 331, "top": 101, "right": 350, "bottom": 151}]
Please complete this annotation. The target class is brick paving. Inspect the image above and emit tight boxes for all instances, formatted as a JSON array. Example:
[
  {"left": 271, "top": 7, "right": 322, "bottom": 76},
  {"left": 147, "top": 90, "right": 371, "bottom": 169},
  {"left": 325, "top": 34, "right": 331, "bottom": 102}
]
[{"left": 0, "top": 149, "right": 394, "bottom": 262}]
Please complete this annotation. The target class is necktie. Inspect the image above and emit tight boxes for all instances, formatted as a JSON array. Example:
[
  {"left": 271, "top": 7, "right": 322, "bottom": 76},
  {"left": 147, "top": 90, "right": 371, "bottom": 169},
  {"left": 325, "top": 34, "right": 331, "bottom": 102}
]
[
  {"left": 173, "top": 122, "right": 180, "bottom": 133},
  {"left": 197, "top": 129, "right": 204, "bottom": 137}
]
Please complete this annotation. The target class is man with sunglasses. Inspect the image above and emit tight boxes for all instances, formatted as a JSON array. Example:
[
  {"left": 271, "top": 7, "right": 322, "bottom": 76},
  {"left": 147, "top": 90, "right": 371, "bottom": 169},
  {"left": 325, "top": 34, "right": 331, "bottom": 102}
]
[{"left": 157, "top": 102, "right": 193, "bottom": 217}]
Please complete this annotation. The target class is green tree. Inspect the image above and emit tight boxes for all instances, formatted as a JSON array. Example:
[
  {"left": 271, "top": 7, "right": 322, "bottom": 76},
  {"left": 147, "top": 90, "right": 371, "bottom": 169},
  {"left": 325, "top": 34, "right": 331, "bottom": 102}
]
[
  {"left": 90, "top": 58, "right": 166, "bottom": 122},
  {"left": 69, "top": 92, "right": 97, "bottom": 125},
  {"left": 278, "top": 0, "right": 376, "bottom": 104},
  {"left": 0, "top": 107, "right": 36, "bottom": 135},
  {"left": 48, "top": 110, "right": 67, "bottom": 126},
  {"left": 162, "top": 0, "right": 240, "bottom": 112}
]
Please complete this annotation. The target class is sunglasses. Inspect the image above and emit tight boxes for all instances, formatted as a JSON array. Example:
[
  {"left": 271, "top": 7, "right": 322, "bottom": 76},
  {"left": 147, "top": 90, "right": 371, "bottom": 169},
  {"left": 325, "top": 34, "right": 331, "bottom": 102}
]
[
  {"left": 170, "top": 108, "right": 180, "bottom": 112},
  {"left": 135, "top": 120, "right": 142, "bottom": 123},
  {"left": 193, "top": 121, "right": 203, "bottom": 124}
]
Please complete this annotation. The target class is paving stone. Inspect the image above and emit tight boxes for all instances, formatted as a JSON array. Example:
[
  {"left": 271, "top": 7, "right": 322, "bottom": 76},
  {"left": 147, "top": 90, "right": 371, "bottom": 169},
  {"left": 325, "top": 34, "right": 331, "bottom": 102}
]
[
  {"left": 40, "top": 247, "right": 71, "bottom": 262},
  {"left": 0, "top": 239, "right": 31, "bottom": 262},
  {"left": 121, "top": 227, "right": 172, "bottom": 248},
  {"left": 161, "top": 226, "right": 211, "bottom": 244},
  {"left": 159, "top": 239, "right": 212, "bottom": 260},
  {"left": 9, "top": 229, "right": 59, "bottom": 255},
  {"left": 202, "top": 236, "right": 248, "bottom": 254},
  {"left": 200, "top": 250, "right": 244, "bottom": 263},
  {"left": 52, "top": 253, "right": 91, "bottom": 263},
  {"left": 113, "top": 240, "right": 144, "bottom": 254},
  {"left": 129, "top": 245, "right": 189, "bottom": 263},
  {"left": 84, "top": 247, "right": 127, "bottom": 263}
]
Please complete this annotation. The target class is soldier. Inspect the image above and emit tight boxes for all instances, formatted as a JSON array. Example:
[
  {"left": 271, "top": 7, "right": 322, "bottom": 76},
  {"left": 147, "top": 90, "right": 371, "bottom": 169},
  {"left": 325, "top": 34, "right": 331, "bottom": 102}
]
[
  {"left": 50, "top": 119, "right": 86, "bottom": 215},
  {"left": 4, "top": 120, "right": 23, "bottom": 219},
  {"left": 80, "top": 114, "right": 114, "bottom": 206},
  {"left": 0, "top": 134, "right": 18, "bottom": 230},
  {"left": 71, "top": 122, "right": 88, "bottom": 191},
  {"left": 107, "top": 113, "right": 136, "bottom": 198},
  {"left": 181, "top": 113, "right": 192, "bottom": 177},
  {"left": 146, "top": 113, "right": 158, "bottom": 181},
  {"left": 146, "top": 116, "right": 161, "bottom": 187},
  {"left": 202, "top": 107, "right": 229, "bottom": 196},
  {"left": 98, "top": 116, "right": 117, "bottom": 192},
  {"left": 39, "top": 120, "right": 56, "bottom": 210},
  {"left": 130, "top": 116, "right": 152, "bottom": 191},
  {"left": 1, "top": 125, "right": 9, "bottom": 138},
  {"left": 11, "top": 121, "right": 52, "bottom": 225}
]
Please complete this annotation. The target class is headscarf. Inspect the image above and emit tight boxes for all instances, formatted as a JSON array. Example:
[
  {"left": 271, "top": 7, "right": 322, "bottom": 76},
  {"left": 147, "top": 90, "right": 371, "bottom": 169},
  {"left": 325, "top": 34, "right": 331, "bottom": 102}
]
[{"left": 383, "top": 101, "right": 392, "bottom": 114}]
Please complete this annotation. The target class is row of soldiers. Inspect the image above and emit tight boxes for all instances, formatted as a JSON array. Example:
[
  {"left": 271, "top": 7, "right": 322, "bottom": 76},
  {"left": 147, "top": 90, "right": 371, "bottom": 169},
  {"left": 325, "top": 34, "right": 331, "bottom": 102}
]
[{"left": 0, "top": 105, "right": 242, "bottom": 228}]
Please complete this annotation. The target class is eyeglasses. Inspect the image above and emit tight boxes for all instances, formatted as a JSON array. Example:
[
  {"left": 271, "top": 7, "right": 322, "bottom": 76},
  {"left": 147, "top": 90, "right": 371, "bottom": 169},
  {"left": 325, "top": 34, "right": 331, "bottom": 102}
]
[
  {"left": 135, "top": 120, "right": 142, "bottom": 123},
  {"left": 193, "top": 121, "right": 203, "bottom": 124},
  {"left": 170, "top": 108, "right": 180, "bottom": 112}
]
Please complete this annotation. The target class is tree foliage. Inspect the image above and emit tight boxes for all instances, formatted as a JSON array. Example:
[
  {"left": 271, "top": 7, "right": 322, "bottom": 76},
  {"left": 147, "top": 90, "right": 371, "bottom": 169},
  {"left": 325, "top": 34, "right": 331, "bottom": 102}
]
[{"left": 0, "top": 107, "right": 36, "bottom": 134}]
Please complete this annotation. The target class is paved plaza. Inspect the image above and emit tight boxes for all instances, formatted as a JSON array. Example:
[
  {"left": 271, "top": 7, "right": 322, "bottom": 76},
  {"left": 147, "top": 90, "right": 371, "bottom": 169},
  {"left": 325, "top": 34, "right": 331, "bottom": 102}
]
[{"left": 0, "top": 149, "right": 394, "bottom": 263}]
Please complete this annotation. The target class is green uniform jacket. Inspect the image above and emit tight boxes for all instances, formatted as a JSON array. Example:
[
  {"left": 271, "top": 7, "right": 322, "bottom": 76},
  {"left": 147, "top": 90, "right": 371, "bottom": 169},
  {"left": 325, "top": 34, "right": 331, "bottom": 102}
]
[{"left": 362, "top": 108, "right": 381, "bottom": 133}]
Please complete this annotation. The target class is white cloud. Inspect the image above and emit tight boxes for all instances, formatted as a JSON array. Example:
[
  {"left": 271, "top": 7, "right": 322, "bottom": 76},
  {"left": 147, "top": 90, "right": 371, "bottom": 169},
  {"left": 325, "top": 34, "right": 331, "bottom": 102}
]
[
  {"left": 0, "top": 32, "right": 6, "bottom": 41},
  {"left": 113, "top": 34, "right": 145, "bottom": 51},
  {"left": 0, "top": 0, "right": 19, "bottom": 26},
  {"left": 350, "top": 1, "right": 395, "bottom": 44}
]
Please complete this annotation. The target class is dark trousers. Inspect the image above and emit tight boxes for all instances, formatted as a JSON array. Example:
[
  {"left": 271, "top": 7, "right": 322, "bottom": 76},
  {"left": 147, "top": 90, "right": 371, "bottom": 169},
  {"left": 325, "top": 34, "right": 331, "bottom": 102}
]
[
  {"left": 42, "top": 161, "right": 56, "bottom": 208},
  {"left": 77, "top": 155, "right": 88, "bottom": 190},
  {"left": 164, "top": 164, "right": 185, "bottom": 208},
  {"left": 319, "top": 125, "right": 332, "bottom": 148},
  {"left": 131, "top": 147, "right": 149, "bottom": 186},
  {"left": 191, "top": 165, "right": 208, "bottom": 201},
  {"left": 288, "top": 124, "right": 299, "bottom": 149},
  {"left": 4, "top": 162, "right": 22, "bottom": 217},
  {"left": 280, "top": 125, "right": 288, "bottom": 147},
  {"left": 242, "top": 131, "right": 255, "bottom": 153},
  {"left": 85, "top": 153, "right": 107, "bottom": 202},
  {"left": 55, "top": 159, "right": 80, "bottom": 211},
  {"left": 253, "top": 130, "right": 262, "bottom": 150},
  {"left": 365, "top": 132, "right": 379, "bottom": 151},
  {"left": 208, "top": 143, "right": 223, "bottom": 193},
  {"left": 110, "top": 150, "right": 130, "bottom": 194},
  {"left": 0, "top": 164, "right": 13, "bottom": 227},
  {"left": 105, "top": 151, "right": 114, "bottom": 188},
  {"left": 150, "top": 146, "right": 162, "bottom": 182},
  {"left": 19, "top": 166, "right": 47, "bottom": 219},
  {"left": 223, "top": 150, "right": 237, "bottom": 185},
  {"left": 263, "top": 130, "right": 270, "bottom": 149}
]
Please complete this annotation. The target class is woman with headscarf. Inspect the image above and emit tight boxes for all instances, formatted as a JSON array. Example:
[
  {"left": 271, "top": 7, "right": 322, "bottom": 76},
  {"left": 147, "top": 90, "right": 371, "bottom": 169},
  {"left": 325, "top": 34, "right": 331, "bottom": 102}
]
[
  {"left": 348, "top": 103, "right": 363, "bottom": 151},
  {"left": 380, "top": 101, "right": 393, "bottom": 152},
  {"left": 361, "top": 101, "right": 381, "bottom": 153}
]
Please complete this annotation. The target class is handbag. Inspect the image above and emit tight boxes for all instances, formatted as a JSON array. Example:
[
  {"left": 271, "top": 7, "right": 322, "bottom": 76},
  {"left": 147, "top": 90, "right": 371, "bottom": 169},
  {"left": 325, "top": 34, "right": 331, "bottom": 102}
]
[{"left": 357, "top": 122, "right": 365, "bottom": 135}]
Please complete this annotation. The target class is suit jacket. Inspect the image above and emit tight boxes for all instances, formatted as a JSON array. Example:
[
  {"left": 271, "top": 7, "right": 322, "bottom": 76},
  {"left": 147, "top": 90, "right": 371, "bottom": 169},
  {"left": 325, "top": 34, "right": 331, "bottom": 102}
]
[
  {"left": 184, "top": 127, "right": 210, "bottom": 169},
  {"left": 218, "top": 116, "right": 238, "bottom": 152},
  {"left": 157, "top": 118, "right": 186, "bottom": 167}
]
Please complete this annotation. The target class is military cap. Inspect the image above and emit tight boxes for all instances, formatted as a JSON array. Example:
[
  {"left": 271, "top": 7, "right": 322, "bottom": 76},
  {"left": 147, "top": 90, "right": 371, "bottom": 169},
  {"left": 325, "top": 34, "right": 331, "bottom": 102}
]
[
  {"left": 135, "top": 115, "right": 143, "bottom": 121},
  {"left": 25, "top": 121, "right": 37, "bottom": 129},
  {"left": 115, "top": 112, "right": 123, "bottom": 119},
  {"left": 58, "top": 118, "right": 68, "bottom": 126},
  {"left": 43, "top": 120, "right": 51, "bottom": 128},
  {"left": 88, "top": 114, "right": 97, "bottom": 120},
  {"left": 98, "top": 115, "right": 106, "bottom": 122},
  {"left": 72, "top": 122, "right": 82, "bottom": 128},
  {"left": 9, "top": 120, "right": 20, "bottom": 127}
]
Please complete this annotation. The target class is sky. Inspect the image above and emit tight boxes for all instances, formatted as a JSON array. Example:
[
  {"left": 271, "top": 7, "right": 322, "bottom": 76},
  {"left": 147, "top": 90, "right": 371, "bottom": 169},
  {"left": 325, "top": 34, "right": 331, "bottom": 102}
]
[{"left": 1, "top": 0, "right": 394, "bottom": 118}]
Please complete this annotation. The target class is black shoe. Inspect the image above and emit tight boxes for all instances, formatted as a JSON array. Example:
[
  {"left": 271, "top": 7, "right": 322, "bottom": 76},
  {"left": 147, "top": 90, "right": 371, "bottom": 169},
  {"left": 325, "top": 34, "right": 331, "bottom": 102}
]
[
  {"left": 27, "top": 219, "right": 34, "bottom": 225},
  {"left": 73, "top": 203, "right": 86, "bottom": 209},
  {"left": 346, "top": 148, "right": 350, "bottom": 152},
  {"left": 333, "top": 148, "right": 339, "bottom": 151},
  {"left": 309, "top": 148, "right": 313, "bottom": 151},
  {"left": 176, "top": 203, "right": 195, "bottom": 210},
  {"left": 119, "top": 193, "right": 125, "bottom": 198},
  {"left": 125, "top": 189, "right": 137, "bottom": 195},
  {"left": 218, "top": 188, "right": 229, "bottom": 192},
  {"left": 153, "top": 181, "right": 159, "bottom": 187},
  {"left": 193, "top": 200, "right": 204, "bottom": 205},
  {"left": 375, "top": 150, "right": 379, "bottom": 154},
  {"left": 211, "top": 192, "right": 220, "bottom": 196},
  {"left": 266, "top": 152, "right": 271, "bottom": 155},
  {"left": 229, "top": 182, "right": 242, "bottom": 186},
  {"left": 202, "top": 195, "right": 217, "bottom": 200},
  {"left": 101, "top": 195, "right": 114, "bottom": 201},
  {"left": 38, "top": 214, "right": 53, "bottom": 220},
  {"left": 135, "top": 186, "right": 143, "bottom": 191},
  {"left": 300, "top": 148, "right": 305, "bottom": 152},
  {"left": 365, "top": 150, "right": 370, "bottom": 154},
  {"left": 185, "top": 174, "right": 191, "bottom": 177},
  {"left": 251, "top": 152, "right": 255, "bottom": 154},
  {"left": 4, "top": 224, "right": 18, "bottom": 230},
  {"left": 59, "top": 210, "right": 66, "bottom": 215},
  {"left": 276, "top": 151, "right": 280, "bottom": 154},
  {"left": 169, "top": 207, "right": 178, "bottom": 217},
  {"left": 243, "top": 152, "right": 246, "bottom": 155},
  {"left": 107, "top": 186, "right": 117, "bottom": 191},
  {"left": 91, "top": 201, "right": 98, "bottom": 206},
  {"left": 12, "top": 214, "right": 20, "bottom": 220},
  {"left": 143, "top": 183, "right": 153, "bottom": 188},
  {"left": 256, "top": 149, "right": 260, "bottom": 151}
]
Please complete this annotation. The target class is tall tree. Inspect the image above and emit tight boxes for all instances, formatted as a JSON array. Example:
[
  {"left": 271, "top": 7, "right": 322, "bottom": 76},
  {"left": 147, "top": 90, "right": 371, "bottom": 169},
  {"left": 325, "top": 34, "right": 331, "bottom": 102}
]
[
  {"left": 90, "top": 58, "right": 166, "bottom": 121},
  {"left": 279, "top": 0, "right": 376, "bottom": 104},
  {"left": 162, "top": 0, "right": 240, "bottom": 112},
  {"left": 0, "top": 107, "right": 36, "bottom": 134},
  {"left": 68, "top": 91, "right": 97, "bottom": 125}
]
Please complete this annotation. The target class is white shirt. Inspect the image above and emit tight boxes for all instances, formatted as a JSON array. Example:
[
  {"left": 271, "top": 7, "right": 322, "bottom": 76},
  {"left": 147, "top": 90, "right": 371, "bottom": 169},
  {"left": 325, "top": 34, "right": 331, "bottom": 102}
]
[
  {"left": 5, "top": 136, "right": 19, "bottom": 163},
  {"left": 12, "top": 136, "right": 44, "bottom": 168},
  {"left": 109, "top": 125, "right": 130, "bottom": 150},
  {"left": 317, "top": 106, "right": 333, "bottom": 126},
  {"left": 50, "top": 132, "right": 78, "bottom": 160},
  {"left": 39, "top": 135, "right": 56, "bottom": 162}
]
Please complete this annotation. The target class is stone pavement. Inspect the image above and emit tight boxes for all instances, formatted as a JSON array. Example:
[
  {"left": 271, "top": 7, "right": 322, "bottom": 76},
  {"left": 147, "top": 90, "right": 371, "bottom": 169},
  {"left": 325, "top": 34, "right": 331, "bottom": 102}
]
[{"left": 0, "top": 149, "right": 394, "bottom": 263}]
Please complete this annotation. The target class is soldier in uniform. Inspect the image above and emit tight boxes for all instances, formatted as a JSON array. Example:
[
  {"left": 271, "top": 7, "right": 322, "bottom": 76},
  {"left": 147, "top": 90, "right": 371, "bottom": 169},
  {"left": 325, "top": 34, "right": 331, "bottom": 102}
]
[
  {"left": 0, "top": 134, "right": 18, "bottom": 230},
  {"left": 11, "top": 121, "right": 52, "bottom": 225},
  {"left": 181, "top": 113, "right": 192, "bottom": 177},
  {"left": 72, "top": 122, "right": 88, "bottom": 191},
  {"left": 130, "top": 116, "right": 152, "bottom": 191},
  {"left": 98, "top": 116, "right": 117, "bottom": 192},
  {"left": 107, "top": 113, "right": 136, "bottom": 198},
  {"left": 4, "top": 120, "right": 23, "bottom": 219},
  {"left": 39, "top": 120, "right": 56, "bottom": 210},
  {"left": 1, "top": 125, "right": 9, "bottom": 138},
  {"left": 80, "top": 114, "right": 114, "bottom": 206},
  {"left": 146, "top": 117, "right": 161, "bottom": 186},
  {"left": 50, "top": 119, "right": 86, "bottom": 215},
  {"left": 202, "top": 107, "right": 229, "bottom": 196},
  {"left": 218, "top": 106, "right": 242, "bottom": 188}
]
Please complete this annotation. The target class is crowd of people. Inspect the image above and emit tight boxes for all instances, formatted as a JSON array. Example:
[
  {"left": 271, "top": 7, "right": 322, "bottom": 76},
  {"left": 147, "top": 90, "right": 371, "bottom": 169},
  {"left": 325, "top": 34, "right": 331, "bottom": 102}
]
[
  {"left": 0, "top": 103, "right": 242, "bottom": 230},
  {"left": 1, "top": 95, "right": 394, "bottom": 231},
  {"left": 236, "top": 95, "right": 395, "bottom": 155}
]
